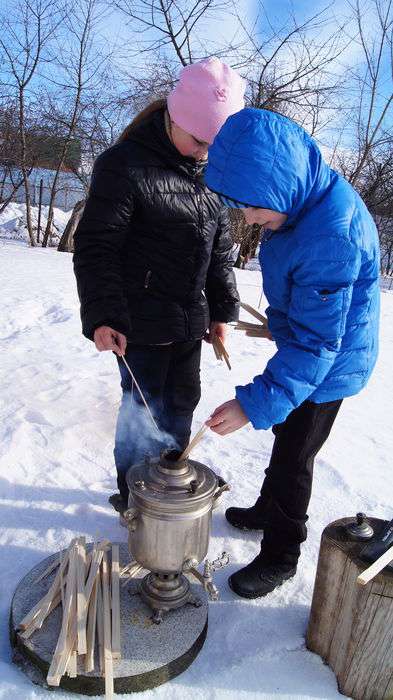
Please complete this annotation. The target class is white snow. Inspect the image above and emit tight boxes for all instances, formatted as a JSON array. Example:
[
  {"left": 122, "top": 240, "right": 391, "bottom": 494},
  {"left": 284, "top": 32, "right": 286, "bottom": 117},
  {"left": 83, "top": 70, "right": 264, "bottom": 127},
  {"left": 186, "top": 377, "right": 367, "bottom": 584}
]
[
  {"left": 0, "top": 239, "right": 392, "bottom": 700},
  {"left": 0, "top": 202, "right": 72, "bottom": 245}
]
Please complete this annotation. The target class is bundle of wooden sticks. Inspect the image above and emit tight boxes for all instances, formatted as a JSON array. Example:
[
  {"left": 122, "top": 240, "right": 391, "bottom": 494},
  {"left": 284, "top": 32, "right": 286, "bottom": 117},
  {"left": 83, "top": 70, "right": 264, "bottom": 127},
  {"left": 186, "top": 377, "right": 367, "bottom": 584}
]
[
  {"left": 212, "top": 333, "right": 231, "bottom": 370},
  {"left": 232, "top": 301, "right": 270, "bottom": 337},
  {"left": 17, "top": 537, "right": 121, "bottom": 699}
]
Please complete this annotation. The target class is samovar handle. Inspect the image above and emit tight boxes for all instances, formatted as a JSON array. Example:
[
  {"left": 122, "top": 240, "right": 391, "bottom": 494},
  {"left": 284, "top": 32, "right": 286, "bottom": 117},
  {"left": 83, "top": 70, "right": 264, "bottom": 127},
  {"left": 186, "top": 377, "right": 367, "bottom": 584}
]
[
  {"left": 213, "top": 478, "right": 231, "bottom": 506},
  {"left": 123, "top": 507, "right": 139, "bottom": 532}
]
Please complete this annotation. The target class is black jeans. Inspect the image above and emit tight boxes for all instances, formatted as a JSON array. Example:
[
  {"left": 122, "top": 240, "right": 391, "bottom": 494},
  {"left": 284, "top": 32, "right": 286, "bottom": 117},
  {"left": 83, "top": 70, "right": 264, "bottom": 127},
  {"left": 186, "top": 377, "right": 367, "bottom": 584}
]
[
  {"left": 114, "top": 341, "right": 202, "bottom": 500},
  {"left": 256, "top": 399, "right": 342, "bottom": 566}
]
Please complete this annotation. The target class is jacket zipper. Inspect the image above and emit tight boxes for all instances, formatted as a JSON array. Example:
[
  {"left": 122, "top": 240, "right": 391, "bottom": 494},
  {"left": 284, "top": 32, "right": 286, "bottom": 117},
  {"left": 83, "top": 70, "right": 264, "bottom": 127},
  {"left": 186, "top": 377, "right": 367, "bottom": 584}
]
[
  {"left": 184, "top": 308, "right": 191, "bottom": 339},
  {"left": 183, "top": 165, "right": 204, "bottom": 340},
  {"left": 198, "top": 191, "right": 204, "bottom": 233},
  {"left": 144, "top": 270, "right": 152, "bottom": 288}
]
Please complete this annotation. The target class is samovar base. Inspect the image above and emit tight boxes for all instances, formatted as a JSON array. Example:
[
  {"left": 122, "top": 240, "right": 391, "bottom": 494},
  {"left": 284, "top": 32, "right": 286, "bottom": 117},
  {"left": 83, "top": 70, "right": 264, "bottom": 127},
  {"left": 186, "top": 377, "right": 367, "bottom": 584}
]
[{"left": 139, "top": 572, "right": 202, "bottom": 623}]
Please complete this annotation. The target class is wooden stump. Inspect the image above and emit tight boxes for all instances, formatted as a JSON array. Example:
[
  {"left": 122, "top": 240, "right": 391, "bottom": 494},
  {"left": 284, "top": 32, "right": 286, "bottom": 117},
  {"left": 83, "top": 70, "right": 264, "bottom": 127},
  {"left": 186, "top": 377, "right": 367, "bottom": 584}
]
[
  {"left": 57, "top": 199, "right": 85, "bottom": 253},
  {"left": 306, "top": 517, "right": 393, "bottom": 700}
]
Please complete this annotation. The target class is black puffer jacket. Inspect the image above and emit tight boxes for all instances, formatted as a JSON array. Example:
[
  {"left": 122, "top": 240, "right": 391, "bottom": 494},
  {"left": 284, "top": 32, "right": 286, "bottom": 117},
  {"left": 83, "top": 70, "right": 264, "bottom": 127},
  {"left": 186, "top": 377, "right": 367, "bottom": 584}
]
[{"left": 73, "top": 108, "right": 239, "bottom": 345}]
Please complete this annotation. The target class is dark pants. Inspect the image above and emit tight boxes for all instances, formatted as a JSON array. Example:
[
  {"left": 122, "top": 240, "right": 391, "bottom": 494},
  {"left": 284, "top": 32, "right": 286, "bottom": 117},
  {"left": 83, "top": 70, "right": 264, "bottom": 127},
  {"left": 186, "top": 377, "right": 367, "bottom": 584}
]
[
  {"left": 114, "top": 341, "right": 202, "bottom": 500},
  {"left": 256, "top": 399, "right": 342, "bottom": 566}
]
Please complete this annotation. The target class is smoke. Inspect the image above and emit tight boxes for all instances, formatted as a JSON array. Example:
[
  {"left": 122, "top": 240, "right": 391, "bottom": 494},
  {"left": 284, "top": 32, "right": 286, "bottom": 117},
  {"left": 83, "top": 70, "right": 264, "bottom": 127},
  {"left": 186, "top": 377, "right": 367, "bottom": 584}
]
[{"left": 114, "top": 392, "right": 179, "bottom": 472}]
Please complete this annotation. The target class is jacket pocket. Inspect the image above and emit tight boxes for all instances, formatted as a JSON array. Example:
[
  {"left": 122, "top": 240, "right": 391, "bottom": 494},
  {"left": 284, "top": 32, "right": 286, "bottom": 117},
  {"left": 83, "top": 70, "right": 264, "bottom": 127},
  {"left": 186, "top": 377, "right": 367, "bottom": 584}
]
[{"left": 291, "top": 284, "right": 353, "bottom": 341}]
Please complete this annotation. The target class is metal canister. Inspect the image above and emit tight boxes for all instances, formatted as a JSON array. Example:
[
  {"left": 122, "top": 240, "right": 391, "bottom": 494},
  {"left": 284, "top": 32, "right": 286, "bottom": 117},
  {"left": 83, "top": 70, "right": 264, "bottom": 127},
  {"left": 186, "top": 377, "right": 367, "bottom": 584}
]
[{"left": 125, "top": 449, "right": 226, "bottom": 573}]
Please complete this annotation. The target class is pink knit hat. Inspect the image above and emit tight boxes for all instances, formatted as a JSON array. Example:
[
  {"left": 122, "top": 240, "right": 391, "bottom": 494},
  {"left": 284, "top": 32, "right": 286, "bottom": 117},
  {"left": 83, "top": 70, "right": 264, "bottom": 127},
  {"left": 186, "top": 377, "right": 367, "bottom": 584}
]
[{"left": 167, "top": 57, "right": 246, "bottom": 145}]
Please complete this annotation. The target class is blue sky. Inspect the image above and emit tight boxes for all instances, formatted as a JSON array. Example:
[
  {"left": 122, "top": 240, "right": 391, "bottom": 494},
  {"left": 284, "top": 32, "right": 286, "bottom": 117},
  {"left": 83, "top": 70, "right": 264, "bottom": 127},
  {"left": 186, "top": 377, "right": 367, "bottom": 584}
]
[{"left": 1, "top": 0, "right": 391, "bottom": 150}]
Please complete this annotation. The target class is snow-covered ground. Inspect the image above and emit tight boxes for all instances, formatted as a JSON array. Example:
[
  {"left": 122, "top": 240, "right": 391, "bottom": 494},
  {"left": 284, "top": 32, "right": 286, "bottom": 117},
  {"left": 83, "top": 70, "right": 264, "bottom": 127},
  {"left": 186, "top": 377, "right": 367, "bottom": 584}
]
[
  {"left": 0, "top": 202, "right": 72, "bottom": 246},
  {"left": 0, "top": 239, "right": 392, "bottom": 700}
]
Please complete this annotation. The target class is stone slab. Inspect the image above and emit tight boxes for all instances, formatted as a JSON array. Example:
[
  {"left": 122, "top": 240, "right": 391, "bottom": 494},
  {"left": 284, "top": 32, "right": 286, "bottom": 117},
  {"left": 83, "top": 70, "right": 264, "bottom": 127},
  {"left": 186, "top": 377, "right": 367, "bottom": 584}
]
[{"left": 10, "top": 543, "right": 208, "bottom": 694}]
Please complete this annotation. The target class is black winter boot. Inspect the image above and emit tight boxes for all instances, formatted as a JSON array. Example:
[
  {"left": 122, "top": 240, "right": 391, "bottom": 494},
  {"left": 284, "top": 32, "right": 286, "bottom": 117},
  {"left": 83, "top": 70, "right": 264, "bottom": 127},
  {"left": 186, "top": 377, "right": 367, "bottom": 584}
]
[
  {"left": 116, "top": 470, "right": 129, "bottom": 504},
  {"left": 228, "top": 551, "right": 297, "bottom": 599},
  {"left": 225, "top": 496, "right": 269, "bottom": 531},
  {"left": 108, "top": 492, "right": 129, "bottom": 528},
  {"left": 108, "top": 493, "right": 128, "bottom": 515}
]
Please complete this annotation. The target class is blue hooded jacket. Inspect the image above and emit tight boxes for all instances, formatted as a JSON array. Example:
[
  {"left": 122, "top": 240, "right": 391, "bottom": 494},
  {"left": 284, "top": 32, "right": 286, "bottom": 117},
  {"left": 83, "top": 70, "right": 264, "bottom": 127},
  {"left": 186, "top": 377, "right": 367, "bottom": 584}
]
[{"left": 205, "top": 108, "right": 380, "bottom": 429}]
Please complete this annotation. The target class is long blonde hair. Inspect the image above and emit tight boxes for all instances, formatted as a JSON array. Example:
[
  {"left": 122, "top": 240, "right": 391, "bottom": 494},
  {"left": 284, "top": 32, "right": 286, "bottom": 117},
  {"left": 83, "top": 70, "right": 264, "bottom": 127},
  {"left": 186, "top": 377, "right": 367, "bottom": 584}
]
[{"left": 117, "top": 99, "right": 167, "bottom": 143}]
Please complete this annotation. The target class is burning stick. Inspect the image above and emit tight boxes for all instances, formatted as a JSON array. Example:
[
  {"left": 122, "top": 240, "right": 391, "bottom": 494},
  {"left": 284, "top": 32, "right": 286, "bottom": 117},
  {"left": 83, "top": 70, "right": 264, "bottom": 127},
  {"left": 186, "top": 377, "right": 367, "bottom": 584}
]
[{"left": 178, "top": 424, "right": 209, "bottom": 461}]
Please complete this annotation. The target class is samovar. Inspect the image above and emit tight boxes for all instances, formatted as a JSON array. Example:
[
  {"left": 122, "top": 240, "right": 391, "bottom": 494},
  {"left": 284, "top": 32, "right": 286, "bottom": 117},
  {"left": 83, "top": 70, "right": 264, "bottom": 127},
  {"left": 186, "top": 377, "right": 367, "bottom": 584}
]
[{"left": 123, "top": 448, "right": 230, "bottom": 623}]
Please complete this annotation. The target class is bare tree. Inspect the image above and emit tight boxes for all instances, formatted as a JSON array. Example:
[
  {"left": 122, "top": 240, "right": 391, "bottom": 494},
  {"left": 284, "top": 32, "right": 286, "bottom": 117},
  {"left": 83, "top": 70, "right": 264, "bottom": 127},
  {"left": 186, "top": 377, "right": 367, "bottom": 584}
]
[
  {"left": 40, "top": 0, "right": 112, "bottom": 247},
  {"left": 114, "top": 0, "right": 235, "bottom": 65},
  {"left": 0, "top": 99, "right": 29, "bottom": 211},
  {"left": 0, "top": 0, "right": 63, "bottom": 245},
  {"left": 358, "top": 147, "right": 393, "bottom": 272},
  {"left": 232, "top": 4, "right": 349, "bottom": 134},
  {"left": 122, "top": 57, "right": 178, "bottom": 110},
  {"left": 228, "top": 209, "right": 262, "bottom": 267},
  {"left": 344, "top": 0, "right": 393, "bottom": 186}
]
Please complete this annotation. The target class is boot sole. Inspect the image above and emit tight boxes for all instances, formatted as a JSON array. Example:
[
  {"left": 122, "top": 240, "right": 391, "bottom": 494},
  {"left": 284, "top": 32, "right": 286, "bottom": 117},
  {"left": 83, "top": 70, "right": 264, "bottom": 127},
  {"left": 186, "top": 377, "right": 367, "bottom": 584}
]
[
  {"left": 228, "top": 573, "right": 295, "bottom": 599},
  {"left": 225, "top": 516, "right": 264, "bottom": 532},
  {"left": 227, "top": 522, "right": 264, "bottom": 532}
]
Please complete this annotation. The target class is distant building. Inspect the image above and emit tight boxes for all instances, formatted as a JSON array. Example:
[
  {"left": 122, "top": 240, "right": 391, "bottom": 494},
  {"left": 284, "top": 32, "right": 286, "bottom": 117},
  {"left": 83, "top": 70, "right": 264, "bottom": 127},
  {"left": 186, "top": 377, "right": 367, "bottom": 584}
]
[
  {"left": 29, "top": 134, "right": 82, "bottom": 173},
  {"left": 0, "top": 166, "right": 85, "bottom": 210}
]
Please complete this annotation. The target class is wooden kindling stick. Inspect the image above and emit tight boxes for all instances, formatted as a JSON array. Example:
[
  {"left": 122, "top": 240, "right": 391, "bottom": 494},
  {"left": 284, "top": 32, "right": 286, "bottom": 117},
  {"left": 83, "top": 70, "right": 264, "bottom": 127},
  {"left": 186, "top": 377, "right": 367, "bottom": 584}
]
[
  {"left": 101, "top": 551, "right": 114, "bottom": 699},
  {"left": 18, "top": 547, "right": 72, "bottom": 632},
  {"left": 243, "top": 328, "right": 272, "bottom": 338},
  {"left": 33, "top": 556, "right": 61, "bottom": 585},
  {"left": 85, "top": 577, "right": 98, "bottom": 673},
  {"left": 240, "top": 301, "right": 268, "bottom": 326},
  {"left": 77, "top": 537, "right": 87, "bottom": 654},
  {"left": 233, "top": 320, "right": 262, "bottom": 330},
  {"left": 212, "top": 334, "right": 231, "bottom": 370},
  {"left": 20, "top": 537, "right": 120, "bottom": 696},
  {"left": 178, "top": 424, "right": 209, "bottom": 461},
  {"left": 211, "top": 336, "right": 221, "bottom": 360},
  {"left": 111, "top": 545, "right": 121, "bottom": 661},
  {"left": 47, "top": 543, "right": 78, "bottom": 685},
  {"left": 357, "top": 545, "right": 393, "bottom": 586}
]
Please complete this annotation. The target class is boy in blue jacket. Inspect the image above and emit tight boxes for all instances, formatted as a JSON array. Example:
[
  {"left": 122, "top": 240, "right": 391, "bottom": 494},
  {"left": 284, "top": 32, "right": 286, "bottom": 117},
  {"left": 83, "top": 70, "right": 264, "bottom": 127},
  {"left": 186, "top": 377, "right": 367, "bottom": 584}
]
[{"left": 205, "top": 108, "right": 380, "bottom": 599}]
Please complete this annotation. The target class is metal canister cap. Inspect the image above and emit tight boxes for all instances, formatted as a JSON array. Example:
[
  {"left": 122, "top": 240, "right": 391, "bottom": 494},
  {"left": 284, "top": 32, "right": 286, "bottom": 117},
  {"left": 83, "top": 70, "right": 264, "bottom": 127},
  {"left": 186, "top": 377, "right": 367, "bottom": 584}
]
[{"left": 346, "top": 513, "right": 374, "bottom": 540}]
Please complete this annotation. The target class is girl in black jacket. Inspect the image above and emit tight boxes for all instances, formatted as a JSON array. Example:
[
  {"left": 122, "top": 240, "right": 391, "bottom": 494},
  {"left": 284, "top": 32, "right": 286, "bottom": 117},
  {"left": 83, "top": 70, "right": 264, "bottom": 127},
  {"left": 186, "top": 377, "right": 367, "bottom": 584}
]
[{"left": 73, "top": 58, "right": 245, "bottom": 509}]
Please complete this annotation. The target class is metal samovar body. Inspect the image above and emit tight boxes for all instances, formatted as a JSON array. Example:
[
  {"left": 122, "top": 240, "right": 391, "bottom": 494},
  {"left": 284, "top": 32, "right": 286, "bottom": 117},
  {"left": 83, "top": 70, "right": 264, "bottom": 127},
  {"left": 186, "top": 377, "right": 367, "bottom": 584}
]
[{"left": 124, "top": 449, "right": 229, "bottom": 622}]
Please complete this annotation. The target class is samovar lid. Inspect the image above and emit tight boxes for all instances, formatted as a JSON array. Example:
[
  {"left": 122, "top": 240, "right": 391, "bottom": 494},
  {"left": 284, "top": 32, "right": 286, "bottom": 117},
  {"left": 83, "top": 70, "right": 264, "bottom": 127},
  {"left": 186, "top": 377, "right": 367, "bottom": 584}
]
[{"left": 126, "top": 448, "right": 218, "bottom": 503}]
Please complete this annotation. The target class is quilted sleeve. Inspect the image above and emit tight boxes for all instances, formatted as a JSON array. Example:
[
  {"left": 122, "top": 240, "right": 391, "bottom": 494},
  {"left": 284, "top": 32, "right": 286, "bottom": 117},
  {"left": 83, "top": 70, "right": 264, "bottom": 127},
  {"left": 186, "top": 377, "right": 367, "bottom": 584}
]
[{"left": 235, "top": 235, "right": 361, "bottom": 429}]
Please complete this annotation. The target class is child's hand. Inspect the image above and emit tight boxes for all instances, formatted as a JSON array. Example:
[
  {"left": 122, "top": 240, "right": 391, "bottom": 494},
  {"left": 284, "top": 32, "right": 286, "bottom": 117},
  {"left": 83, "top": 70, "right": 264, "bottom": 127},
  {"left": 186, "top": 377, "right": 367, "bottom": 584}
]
[
  {"left": 206, "top": 399, "right": 249, "bottom": 435},
  {"left": 94, "top": 326, "right": 127, "bottom": 356},
  {"left": 204, "top": 321, "right": 227, "bottom": 344}
]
